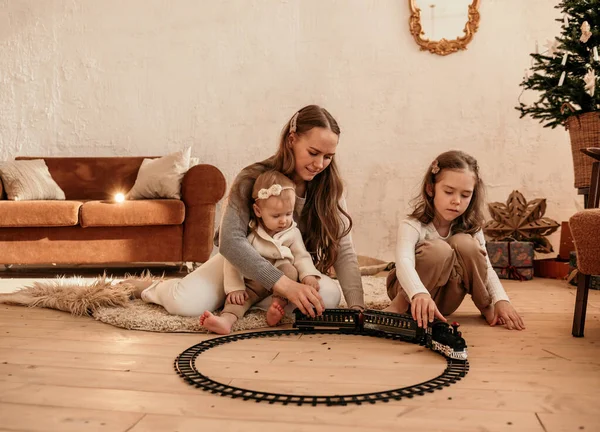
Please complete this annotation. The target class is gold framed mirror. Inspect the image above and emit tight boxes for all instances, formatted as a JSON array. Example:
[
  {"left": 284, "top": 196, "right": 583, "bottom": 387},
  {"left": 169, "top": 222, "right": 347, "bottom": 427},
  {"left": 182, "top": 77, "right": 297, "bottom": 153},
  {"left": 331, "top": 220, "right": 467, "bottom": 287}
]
[{"left": 408, "top": 0, "right": 481, "bottom": 56}]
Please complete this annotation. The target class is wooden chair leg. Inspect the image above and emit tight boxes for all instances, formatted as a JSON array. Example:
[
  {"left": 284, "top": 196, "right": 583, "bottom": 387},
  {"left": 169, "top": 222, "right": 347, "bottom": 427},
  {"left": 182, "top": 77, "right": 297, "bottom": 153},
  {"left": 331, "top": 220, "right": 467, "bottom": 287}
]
[
  {"left": 572, "top": 272, "right": 590, "bottom": 337},
  {"left": 588, "top": 161, "right": 599, "bottom": 209}
]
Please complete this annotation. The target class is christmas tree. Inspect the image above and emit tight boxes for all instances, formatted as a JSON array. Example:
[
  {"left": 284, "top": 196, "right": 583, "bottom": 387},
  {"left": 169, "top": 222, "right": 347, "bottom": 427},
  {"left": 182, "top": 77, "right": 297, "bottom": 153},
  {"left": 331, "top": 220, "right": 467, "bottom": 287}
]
[{"left": 517, "top": 0, "right": 599, "bottom": 128}]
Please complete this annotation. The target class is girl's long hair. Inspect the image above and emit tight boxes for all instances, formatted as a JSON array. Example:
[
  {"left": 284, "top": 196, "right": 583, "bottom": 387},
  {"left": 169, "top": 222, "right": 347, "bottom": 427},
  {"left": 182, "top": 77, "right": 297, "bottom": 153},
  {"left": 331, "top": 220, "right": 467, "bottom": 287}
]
[
  {"left": 409, "top": 150, "right": 485, "bottom": 235},
  {"left": 231, "top": 105, "right": 351, "bottom": 272}
]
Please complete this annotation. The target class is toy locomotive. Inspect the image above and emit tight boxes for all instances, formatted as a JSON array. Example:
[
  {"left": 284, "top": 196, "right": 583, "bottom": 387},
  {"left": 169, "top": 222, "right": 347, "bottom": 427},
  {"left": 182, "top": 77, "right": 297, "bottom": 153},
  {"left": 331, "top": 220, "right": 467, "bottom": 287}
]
[{"left": 293, "top": 308, "right": 468, "bottom": 361}]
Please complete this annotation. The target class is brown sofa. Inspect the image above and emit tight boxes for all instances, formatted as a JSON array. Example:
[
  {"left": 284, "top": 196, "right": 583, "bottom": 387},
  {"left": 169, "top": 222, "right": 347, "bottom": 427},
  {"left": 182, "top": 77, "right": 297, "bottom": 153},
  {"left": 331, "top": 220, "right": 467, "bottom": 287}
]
[{"left": 0, "top": 157, "right": 226, "bottom": 266}]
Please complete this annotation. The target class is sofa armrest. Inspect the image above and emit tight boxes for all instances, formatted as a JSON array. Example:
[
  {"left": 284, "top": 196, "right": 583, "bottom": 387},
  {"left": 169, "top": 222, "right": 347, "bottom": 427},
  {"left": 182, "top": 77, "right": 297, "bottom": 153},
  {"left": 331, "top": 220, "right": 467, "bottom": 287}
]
[
  {"left": 181, "top": 164, "right": 227, "bottom": 206},
  {"left": 569, "top": 209, "right": 600, "bottom": 275},
  {"left": 181, "top": 164, "right": 227, "bottom": 263}
]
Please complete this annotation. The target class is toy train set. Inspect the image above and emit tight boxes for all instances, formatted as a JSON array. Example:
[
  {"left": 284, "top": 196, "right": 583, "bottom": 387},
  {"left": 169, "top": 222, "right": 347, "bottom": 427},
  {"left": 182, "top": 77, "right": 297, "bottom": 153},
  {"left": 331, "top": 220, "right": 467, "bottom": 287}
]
[
  {"left": 293, "top": 308, "right": 468, "bottom": 361},
  {"left": 174, "top": 308, "right": 469, "bottom": 406}
]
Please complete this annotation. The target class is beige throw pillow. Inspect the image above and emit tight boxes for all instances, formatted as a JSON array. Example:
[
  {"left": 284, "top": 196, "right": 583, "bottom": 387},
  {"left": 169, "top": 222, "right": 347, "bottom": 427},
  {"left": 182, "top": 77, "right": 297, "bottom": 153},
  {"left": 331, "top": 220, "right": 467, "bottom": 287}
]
[
  {"left": 126, "top": 147, "right": 192, "bottom": 199},
  {"left": 0, "top": 159, "right": 66, "bottom": 201}
]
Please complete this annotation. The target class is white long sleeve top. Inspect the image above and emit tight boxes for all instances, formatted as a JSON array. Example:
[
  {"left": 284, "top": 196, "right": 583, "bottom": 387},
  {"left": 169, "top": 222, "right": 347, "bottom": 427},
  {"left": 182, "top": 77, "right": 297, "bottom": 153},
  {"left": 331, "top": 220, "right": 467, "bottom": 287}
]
[{"left": 394, "top": 217, "right": 510, "bottom": 305}]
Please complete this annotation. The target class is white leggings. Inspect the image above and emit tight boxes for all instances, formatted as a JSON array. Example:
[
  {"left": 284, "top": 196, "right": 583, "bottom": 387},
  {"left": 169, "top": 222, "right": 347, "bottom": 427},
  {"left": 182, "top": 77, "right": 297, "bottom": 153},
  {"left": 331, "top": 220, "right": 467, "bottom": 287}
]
[{"left": 141, "top": 253, "right": 342, "bottom": 317}]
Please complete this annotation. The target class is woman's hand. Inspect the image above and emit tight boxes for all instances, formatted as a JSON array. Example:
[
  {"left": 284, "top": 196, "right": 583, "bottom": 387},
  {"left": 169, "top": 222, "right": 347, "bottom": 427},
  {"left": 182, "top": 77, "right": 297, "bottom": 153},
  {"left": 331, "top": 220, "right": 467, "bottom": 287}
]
[
  {"left": 226, "top": 290, "right": 248, "bottom": 305},
  {"left": 490, "top": 301, "right": 525, "bottom": 330},
  {"left": 411, "top": 293, "right": 446, "bottom": 328},
  {"left": 273, "top": 275, "right": 324, "bottom": 317},
  {"left": 301, "top": 275, "right": 320, "bottom": 291}
]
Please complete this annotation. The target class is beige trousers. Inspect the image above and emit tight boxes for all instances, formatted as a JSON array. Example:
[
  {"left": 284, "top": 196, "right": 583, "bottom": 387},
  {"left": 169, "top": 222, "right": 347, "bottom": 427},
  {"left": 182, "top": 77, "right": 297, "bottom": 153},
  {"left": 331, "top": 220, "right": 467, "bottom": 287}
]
[
  {"left": 141, "top": 253, "right": 340, "bottom": 317},
  {"left": 222, "top": 262, "right": 298, "bottom": 319},
  {"left": 386, "top": 233, "right": 491, "bottom": 315}
]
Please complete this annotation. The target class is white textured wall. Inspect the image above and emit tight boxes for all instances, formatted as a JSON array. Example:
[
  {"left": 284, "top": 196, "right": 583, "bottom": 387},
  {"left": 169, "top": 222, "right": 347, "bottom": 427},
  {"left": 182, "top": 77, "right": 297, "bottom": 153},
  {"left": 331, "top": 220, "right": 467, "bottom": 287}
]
[{"left": 0, "top": 0, "right": 580, "bottom": 260}]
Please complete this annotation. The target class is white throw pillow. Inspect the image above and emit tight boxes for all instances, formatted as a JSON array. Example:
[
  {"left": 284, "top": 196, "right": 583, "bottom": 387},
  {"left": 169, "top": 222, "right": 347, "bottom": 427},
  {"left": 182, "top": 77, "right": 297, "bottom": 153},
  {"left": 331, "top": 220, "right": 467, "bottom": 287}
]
[
  {"left": 126, "top": 147, "right": 192, "bottom": 199},
  {"left": 0, "top": 159, "right": 66, "bottom": 201}
]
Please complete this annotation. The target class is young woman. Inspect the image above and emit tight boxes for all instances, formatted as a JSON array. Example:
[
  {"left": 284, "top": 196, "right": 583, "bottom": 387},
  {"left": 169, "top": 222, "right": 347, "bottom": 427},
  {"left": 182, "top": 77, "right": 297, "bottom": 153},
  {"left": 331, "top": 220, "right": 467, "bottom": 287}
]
[{"left": 129, "top": 105, "right": 365, "bottom": 319}]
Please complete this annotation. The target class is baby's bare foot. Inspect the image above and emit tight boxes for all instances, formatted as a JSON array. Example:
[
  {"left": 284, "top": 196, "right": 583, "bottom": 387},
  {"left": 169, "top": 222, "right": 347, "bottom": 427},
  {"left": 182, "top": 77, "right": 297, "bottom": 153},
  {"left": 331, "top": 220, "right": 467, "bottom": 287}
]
[
  {"left": 266, "top": 302, "right": 286, "bottom": 326},
  {"left": 200, "top": 311, "right": 236, "bottom": 335}
]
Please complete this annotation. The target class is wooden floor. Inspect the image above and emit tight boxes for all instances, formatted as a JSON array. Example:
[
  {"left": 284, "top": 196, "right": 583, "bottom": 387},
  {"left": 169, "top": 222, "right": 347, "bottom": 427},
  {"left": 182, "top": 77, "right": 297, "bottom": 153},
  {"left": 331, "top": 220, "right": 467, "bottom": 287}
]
[{"left": 1, "top": 276, "right": 599, "bottom": 432}]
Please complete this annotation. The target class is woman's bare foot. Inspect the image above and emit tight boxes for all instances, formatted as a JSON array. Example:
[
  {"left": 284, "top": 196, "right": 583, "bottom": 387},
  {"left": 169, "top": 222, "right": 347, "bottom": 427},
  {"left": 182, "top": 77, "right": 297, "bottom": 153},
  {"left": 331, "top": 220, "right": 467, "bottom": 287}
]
[
  {"left": 200, "top": 311, "right": 237, "bottom": 335},
  {"left": 382, "top": 294, "right": 410, "bottom": 314},
  {"left": 266, "top": 300, "right": 286, "bottom": 326},
  {"left": 121, "top": 279, "right": 153, "bottom": 299}
]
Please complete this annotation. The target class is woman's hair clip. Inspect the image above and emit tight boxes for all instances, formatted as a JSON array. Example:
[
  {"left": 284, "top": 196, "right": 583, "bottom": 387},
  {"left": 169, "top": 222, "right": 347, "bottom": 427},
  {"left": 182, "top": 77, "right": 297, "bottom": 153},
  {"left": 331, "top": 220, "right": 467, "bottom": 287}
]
[
  {"left": 431, "top": 160, "right": 440, "bottom": 174},
  {"left": 256, "top": 184, "right": 294, "bottom": 201},
  {"left": 289, "top": 112, "right": 299, "bottom": 133}
]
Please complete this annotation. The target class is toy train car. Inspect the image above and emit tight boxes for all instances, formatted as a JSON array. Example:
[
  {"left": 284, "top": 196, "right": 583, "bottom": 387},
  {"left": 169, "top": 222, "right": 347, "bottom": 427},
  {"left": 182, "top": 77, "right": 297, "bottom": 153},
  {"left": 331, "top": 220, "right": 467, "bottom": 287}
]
[
  {"left": 293, "top": 308, "right": 467, "bottom": 361},
  {"left": 292, "top": 308, "right": 362, "bottom": 331}
]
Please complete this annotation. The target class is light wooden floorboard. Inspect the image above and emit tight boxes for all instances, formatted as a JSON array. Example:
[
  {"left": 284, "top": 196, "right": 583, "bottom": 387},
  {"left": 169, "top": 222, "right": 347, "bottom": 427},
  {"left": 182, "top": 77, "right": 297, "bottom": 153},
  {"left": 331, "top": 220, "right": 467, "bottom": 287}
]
[
  {"left": 0, "top": 402, "right": 143, "bottom": 432},
  {"left": 0, "top": 276, "right": 599, "bottom": 431}
]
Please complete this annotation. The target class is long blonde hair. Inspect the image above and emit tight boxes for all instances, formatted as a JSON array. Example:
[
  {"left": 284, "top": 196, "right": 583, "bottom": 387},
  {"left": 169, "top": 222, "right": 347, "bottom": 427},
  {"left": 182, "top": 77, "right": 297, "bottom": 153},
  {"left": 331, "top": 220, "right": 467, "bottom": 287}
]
[
  {"left": 232, "top": 105, "right": 351, "bottom": 272},
  {"left": 409, "top": 150, "right": 485, "bottom": 235}
]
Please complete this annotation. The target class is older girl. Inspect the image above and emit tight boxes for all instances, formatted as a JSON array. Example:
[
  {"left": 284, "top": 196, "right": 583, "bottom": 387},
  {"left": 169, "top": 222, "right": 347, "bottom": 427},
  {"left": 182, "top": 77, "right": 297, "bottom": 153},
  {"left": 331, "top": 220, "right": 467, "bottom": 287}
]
[{"left": 385, "top": 150, "right": 525, "bottom": 331}]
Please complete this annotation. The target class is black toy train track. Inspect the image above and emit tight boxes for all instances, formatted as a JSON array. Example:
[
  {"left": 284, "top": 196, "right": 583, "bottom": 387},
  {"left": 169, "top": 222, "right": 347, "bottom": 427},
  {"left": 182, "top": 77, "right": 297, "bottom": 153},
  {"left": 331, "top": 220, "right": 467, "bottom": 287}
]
[{"left": 174, "top": 326, "right": 469, "bottom": 406}]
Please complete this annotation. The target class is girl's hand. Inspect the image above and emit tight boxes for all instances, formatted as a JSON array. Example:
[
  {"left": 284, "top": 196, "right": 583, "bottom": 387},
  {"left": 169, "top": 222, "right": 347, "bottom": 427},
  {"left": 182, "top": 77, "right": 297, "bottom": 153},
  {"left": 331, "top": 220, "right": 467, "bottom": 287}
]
[
  {"left": 411, "top": 293, "right": 446, "bottom": 328},
  {"left": 301, "top": 275, "right": 320, "bottom": 291},
  {"left": 226, "top": 290, "right": 248, "bottom": 305},
  {"left": 273, "top": 275, "right": 324, "bottom": 317},
  {"left": 490, "top": 301, "right": 525, "bottom": 330}
]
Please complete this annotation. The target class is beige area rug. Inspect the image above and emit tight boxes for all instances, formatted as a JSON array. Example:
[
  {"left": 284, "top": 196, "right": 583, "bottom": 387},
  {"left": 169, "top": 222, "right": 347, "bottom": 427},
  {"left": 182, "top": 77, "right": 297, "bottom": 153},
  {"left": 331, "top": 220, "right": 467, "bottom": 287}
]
[
  {"left": 0, "top": 256, "right": 393, "bottom": 333},
  {"left": 94, "top": 276, "right": 391, "bottom": 333},
  {"left": 0, "top": 274, "right": 391, "bottom": 333}
]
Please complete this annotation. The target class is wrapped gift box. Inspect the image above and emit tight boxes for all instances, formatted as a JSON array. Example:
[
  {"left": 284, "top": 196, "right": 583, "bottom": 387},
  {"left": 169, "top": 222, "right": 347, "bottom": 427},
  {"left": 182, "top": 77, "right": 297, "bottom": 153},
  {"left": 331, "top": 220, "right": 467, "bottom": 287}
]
[{"left": 486, "top": 241, "right": 534, "bottom": 281}]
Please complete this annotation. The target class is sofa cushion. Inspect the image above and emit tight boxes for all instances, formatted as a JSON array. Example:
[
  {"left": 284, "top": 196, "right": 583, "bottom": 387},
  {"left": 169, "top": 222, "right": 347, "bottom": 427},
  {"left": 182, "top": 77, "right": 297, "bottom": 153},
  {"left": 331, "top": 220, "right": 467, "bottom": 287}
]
[
  {"left": 80, "top": 200, "right": 185, "bottom": 227},
  {"left": 0, "top": 159, "right": 66, "bottom": 200},
  {"left": 126, "top": 147, "right": 192, "bottom": 200},
  {"left": 0, "top": 201, "right": 82, "bottom": 227}
]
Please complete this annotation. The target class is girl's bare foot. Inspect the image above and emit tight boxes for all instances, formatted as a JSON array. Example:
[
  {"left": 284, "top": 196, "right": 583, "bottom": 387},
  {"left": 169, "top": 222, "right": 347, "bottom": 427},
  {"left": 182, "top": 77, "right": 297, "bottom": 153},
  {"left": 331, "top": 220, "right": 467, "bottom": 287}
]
[
  {"left": 481, "top": 305, "right": 496, "bottom": 325},
  {"left": 200, "top": 311, "right": 237, "bottom": 335},
  {"left": 266, "top": 302, "right": 286, "bottom": 326},
  {"left": 382, "top": 294, "right": 410, "bottom": 314}
]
